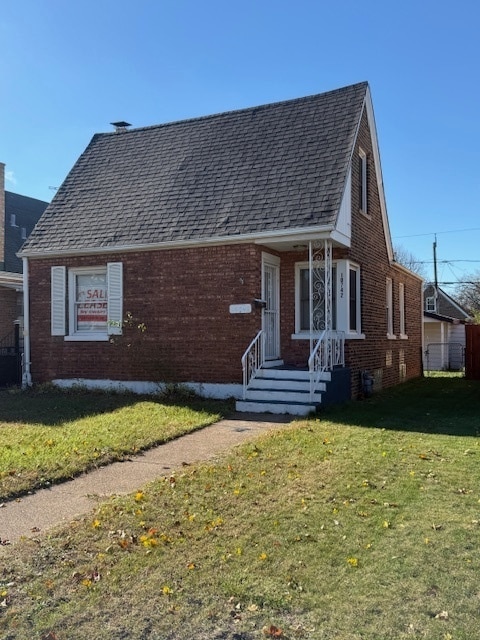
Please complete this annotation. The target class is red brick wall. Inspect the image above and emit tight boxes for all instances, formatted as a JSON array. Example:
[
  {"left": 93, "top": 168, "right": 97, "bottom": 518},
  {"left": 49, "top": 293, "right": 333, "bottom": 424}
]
[
  {"left": 27, "top": 112, "right": 422, "bottom": 396},
  {"left": 275, "top": 110, "right": 423, "bottom": 397},
  {"left": 28, "top": 245, "right": 265, "bottom": 384},
  {"left": 346, "top": 111, "right": 423, "bottom": 396}
]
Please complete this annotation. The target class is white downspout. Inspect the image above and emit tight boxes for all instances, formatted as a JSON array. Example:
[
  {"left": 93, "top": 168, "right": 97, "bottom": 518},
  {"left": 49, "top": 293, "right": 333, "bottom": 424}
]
[
  {"left": 309, "top": 240, "right": 313, "bottom": 355},
  {"left": 22, "top": 256, "right": 32, "bottom": 387}
]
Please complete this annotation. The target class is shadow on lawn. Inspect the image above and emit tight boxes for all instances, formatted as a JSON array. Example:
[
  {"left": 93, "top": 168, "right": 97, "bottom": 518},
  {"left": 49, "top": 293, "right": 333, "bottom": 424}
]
[
  {"left": 0, "top": 386, "right": 229, "bottom": 428},
  {"left": 0, "top": 387, "right": 145, "bottom": 427},
  {"left": 320, "top": 376, "right": 480, "bottom": 438}
]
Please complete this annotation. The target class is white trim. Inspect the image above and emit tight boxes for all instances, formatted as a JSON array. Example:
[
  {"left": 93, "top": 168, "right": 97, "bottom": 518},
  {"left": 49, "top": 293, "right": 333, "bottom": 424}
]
[
  {"left": 64, "top": 335, "right": 110, "bottom": 342},
  {"left": 291, "top": 332, "right": 365, "bottom": 341},
  {"left": 51, "top": 266, "right": 66, "bottom": 336},
  {"left": 53, "top": 378, "right": 243, "bottom": 399},
  {"left": 345, "top": 262, "right": 362, "bottom": 335},
  {"left": 68, "top": 266, "right": 108, "bottom": 338},
  {"left": 399, "top": 282, "right": 407, "bottom": 338},
  {"left": 335, "top": 167, "right": 352, "bottom": 244},
  {"left": 261, "top": 252, "right": 281, "bottom": 360},
  {"left": 261, "top": 252, "right": 280, "bottom": 267},
  {"left": 0, "top": 271, "right": 23, "bottom": 291},
  {"left": 363, "top": 87, "right": 394, "bottom": 263},
  {"left": 107, "top": 262, "right": 123, "bottom": 334},
  {"left": 19, "top": 224, "right": 336, "bottom": 259}
]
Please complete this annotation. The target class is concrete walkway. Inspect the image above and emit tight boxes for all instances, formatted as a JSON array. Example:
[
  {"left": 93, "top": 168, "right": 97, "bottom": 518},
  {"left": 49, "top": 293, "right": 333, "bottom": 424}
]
[{"left": 0, "top": 413, "right": 292, "bottom": 553}]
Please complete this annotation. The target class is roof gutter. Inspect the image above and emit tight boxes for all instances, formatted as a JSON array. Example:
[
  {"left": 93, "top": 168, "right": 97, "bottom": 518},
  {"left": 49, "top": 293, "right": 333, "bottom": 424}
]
[
  {"left": 0, "top": 271, "right": 23, "bottom": 290},
  {"left": 18, "top": 224, "right": 336, "bottom": 260}
]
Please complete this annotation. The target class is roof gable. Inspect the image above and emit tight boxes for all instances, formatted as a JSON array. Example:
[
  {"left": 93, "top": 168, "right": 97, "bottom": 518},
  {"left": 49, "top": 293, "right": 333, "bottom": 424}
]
[
  {"left": 424, "top": 284, "right": 471, "bottom": 320},
  {"left": 22, "top": 82, "right": 368, "bottom": 256}
]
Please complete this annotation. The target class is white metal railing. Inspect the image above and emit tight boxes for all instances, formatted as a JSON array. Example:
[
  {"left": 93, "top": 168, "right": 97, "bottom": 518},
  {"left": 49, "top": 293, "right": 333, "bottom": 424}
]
[
  {"left": 308, "top": 330, "right": 345, "bottom": 401},
  {"left": 241, "top": 330, "right": 265, "bottom": 400}
]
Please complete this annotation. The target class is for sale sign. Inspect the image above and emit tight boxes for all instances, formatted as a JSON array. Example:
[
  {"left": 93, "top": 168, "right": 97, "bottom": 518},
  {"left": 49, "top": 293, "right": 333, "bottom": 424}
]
[{"left": 76, "top": 273, "right": 107, "bottom": 331}]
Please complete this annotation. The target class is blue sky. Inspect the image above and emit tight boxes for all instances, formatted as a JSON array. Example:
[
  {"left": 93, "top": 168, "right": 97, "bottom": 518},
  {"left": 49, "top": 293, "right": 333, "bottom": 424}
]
[{"left": 1, "top": 0, "right": 479, "bottom": 291}]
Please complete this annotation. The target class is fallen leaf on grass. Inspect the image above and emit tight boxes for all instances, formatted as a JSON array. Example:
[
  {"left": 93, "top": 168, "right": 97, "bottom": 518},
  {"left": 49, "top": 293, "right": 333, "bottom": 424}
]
[
  {"left": 434, "top": 610, "right": 449, "bottom": 620},
  {"left": 263, "top": 625, "right": 283, "bottom": 637}
]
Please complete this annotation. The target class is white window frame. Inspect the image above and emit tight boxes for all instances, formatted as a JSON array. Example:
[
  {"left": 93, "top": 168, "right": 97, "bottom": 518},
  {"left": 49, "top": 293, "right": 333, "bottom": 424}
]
[
  {"left": 51, "top": 262, "right": 123, "bottom": 341},
  {"left": 67, "top": 266, "right": 109, "bottom": 340},
  {"left": 292, "top": 260, "right": 364, "bottom": 340},
  {"left": 359, "top": 148, "right": 368, "bottom": 214},
  {"left": 386, "top": 277, "right": 395, "bottom": 339},
  {"left": 425, "top": 296, "right": 436, "bottom": 312},
  {"left": 399, "top": 282, "right": 407, "bottom": 339},
  {"left": 345, "top": 263, "right": 362, "bottom": 336}
]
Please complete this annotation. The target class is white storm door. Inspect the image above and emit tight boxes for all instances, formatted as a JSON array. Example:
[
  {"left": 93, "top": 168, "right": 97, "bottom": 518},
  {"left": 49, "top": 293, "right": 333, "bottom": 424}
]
[{"left": 262, "top": 253, "right": 280, "bottom": 360}]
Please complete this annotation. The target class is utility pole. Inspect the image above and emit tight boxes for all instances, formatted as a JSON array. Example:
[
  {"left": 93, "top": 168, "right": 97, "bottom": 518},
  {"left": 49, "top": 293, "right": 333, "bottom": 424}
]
[{"left": 433, "top": 235, "right": 438, "bottom": 311}]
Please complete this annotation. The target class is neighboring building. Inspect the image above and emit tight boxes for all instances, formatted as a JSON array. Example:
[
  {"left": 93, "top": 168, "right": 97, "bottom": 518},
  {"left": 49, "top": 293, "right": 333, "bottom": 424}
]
[
  {"left": 423, "top": 283, "right": 471, "bottom": 371},
  {"left": 0, "top": 162, "right": 48, "bottom": 341},
  {"left": 19, "top": 82, "right": 423, "bottom": 413}
]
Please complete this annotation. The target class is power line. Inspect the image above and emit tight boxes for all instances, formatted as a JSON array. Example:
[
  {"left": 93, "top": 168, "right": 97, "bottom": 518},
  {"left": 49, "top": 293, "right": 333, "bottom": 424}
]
[
  {"left": 413, "top": 259, "right": 480, "bottom": 265},
  {"left": 394, "top": 226, "right": 480, "bottom": 239}
]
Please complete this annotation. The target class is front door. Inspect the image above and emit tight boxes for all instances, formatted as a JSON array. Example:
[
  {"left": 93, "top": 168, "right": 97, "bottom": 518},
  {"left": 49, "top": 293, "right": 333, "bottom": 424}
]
[{"left": 262, "top": 254, "right": 280, "bottom": 360}]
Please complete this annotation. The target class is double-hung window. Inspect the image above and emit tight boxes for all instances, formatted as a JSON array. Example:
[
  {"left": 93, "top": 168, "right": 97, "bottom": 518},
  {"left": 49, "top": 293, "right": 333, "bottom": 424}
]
[
  {"left": 399, "top": 282, "right": 407, "bottom": 338},
  {"left": 425, "top": 296, "right": 436, "bottom": 312},
  {"left": 386, "top": 277, "right": 395, "bottom": 339},
  {"left": 51, "top": 262, "right": 123, "bottom": 340}
]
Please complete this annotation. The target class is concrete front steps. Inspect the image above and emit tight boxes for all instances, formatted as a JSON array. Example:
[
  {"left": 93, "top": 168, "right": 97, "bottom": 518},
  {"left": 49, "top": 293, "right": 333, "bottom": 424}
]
[{"left": 235, "top": 363, "right": 331, "bottom": 416}]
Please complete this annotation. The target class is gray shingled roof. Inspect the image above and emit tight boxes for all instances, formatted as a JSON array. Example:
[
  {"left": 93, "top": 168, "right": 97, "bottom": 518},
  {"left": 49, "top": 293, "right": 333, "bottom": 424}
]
[
  {"left": 4, "top": 191, "right": 48, "bottom": 271},
  {"left": 22, "top": 82, "right": 368, "bottom": 255}
]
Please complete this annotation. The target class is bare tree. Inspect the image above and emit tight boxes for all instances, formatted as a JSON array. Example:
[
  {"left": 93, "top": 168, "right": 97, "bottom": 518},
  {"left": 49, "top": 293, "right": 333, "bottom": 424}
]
[
  {"left": 393, "top": 245, "right": 428, "bottom": 279},
  {"left": 453, "top": 271, "right": 480, "bottom": 318}
]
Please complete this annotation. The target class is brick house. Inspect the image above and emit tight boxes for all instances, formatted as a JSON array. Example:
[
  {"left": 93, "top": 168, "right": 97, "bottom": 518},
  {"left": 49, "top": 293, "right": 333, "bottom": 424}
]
[
  {"left": 0, "top": 162, "right": 48, "bottom": 384},
  {"left": 19, "top": 82, "right": 423, "bottom": 413},
  {"left": 423, "top": 284, "right": 471, "bottom": 371}
]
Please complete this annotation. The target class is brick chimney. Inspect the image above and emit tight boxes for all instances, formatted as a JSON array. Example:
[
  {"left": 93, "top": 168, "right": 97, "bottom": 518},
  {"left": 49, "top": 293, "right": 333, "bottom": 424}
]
[{"left": 0, "top": 162, "right": 5, "bottom": 270}]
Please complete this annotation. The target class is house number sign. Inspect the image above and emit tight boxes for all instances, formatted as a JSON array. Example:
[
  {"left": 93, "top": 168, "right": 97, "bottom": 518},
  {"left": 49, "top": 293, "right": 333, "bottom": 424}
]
[{"left": 229, "top": 304, "right": 252, "bottom": 314}]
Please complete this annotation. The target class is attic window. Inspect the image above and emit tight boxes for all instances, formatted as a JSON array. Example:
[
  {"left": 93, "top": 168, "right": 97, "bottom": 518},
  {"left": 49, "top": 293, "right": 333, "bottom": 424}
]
[
  {"left": 425, "top": 296, "right": 436, "bottom": 312},
  {"left": 359, "top": 148, "right": 368, "bottom": 214}
]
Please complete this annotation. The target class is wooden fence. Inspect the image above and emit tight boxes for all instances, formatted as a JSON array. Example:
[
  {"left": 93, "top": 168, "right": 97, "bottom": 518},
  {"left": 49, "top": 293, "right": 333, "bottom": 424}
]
[{"left": 465, "top": 324, "right": 480, "bottom": 380}]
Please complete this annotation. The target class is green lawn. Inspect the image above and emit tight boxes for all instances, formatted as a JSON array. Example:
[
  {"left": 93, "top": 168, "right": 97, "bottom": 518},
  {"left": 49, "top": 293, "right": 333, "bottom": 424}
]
[
  {"left": 1, "top": 376, "right": 479, "bottom": 639},
  {"left": 0, "top": 386, "right": 230, "bottom": 501}
]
